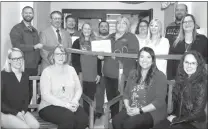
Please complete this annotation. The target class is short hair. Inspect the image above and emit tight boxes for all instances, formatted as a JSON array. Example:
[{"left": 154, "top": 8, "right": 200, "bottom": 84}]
[
  {"left": 65, "top": 15, "right": 76, "bottom": 22},
  {"left": 47, "top": 45, "right": 69, "bottom": 65},
  {"left": 176, "top": 3, "right": 188, "bottom": 12},
  {"left": 22, "top": 6, "right": 34, "bottom": 13},
  {"left": 116, "top": 15, "right": 131, "bottom": 32},
  {"left": 149, "top": 18, "right": 163, "bottom": 39},
  {"left": 3, "top": 48, "right": 25, "bottom": 72},
  {"left": 50, "top": 11, "right": 63, "bottom": 19},
  {"left": 98, "top": 21, "right": 109, "bottom": 28},
  {"left": 135, "top": 20, "right": 149, "bottom": 34}
]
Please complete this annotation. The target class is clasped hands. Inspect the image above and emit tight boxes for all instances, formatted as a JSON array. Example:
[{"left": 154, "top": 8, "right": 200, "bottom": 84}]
[
  {"left": 126, "top": 106, "right": 140, "bottom": 116},
  {"left": 65, "top": 100, "right": 79, "bottom": 112}
]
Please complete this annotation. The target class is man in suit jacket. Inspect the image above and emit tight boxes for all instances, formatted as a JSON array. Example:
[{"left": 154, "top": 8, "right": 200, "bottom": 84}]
[{"left": 40, "top": 11, "right": 72, "bottom": 73}]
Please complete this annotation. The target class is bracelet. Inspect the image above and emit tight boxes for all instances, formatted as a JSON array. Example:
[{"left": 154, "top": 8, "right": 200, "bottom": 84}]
[{"left": 139, "top": 108, "right": 144, "bottom": 114}]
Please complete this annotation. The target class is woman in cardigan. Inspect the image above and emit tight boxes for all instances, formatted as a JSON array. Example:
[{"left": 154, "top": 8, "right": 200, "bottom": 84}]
[
  {"left": 112, "top": 47, "right": 168, "bottom": 129},
  {"left": 153, "top": 51, "right": 207, "bottom": 129},
  {"left": 71, "top": 22, "right": 102, "bottom": 115},
  {"left": 1, "top": 48, "right": 40, "bottom": 128},
  {"left": 38, "top": 45, "right": 88, "bottom": 129},
  {"left": 167, "top": 14, "right": 208, "bottom": 80}
]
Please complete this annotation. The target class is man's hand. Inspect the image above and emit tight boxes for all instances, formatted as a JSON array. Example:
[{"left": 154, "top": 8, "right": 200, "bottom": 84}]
[
  {"left": 34, "top": 43, "right": 43, "bottom": 49},
  {"left": 97, "top": 55, "right": 104, "bottom": 60},
  {"left": 95, "top": 75, "right": 101, "bottom": 84}
]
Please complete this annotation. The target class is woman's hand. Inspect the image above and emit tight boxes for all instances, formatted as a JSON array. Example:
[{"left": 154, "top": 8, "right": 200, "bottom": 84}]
[
  {"left": 95, "top": 75, "right": 101, "bottom": 84},
  {"left": 16, "top": 111, "right": 25, "bottom": 121},
  {"left": 65, "top": 103, "right": 78, "bottom": 112},
  {"left": 127, "top": 107, "right": 140, "bottom": 116}
]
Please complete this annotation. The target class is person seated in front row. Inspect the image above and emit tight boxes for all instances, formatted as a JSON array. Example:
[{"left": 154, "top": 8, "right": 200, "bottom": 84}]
[
  {"left": 153, "top": 51, "right": 207, "bottom": 129},
  {"left": 1, "top": 48, "right": 40, "bottom": 129},
  {"left": 38, "top": 45, "right": 88, "bottom": 129},
  {"left": 112, "top": 47, "right": 168, "bottom": 129}
]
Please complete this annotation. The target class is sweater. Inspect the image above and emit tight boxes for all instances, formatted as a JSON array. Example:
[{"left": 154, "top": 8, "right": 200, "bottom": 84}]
[
  {"left": 38, "top": 65, "right": 82, "bottom": 111},
  {"left": 103, "top": 32, "right": 139, "bottom": 79},
  {"left": 124, "top": 69, "right": 168, "bottom": 125},
  {"left": 1, "top": 71, "right": 30, "bottom": 115},
  {"left": 71, "top": 38, "right": 102, "bottom": 82}
]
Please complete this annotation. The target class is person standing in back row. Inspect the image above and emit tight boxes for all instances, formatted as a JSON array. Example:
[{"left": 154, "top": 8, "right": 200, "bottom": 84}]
[
  {"left": 39, "top": 11, "right": 72, "bottom": 73},
  {"left": 10, "top": 6, "right": 42, "bottom": 102}
]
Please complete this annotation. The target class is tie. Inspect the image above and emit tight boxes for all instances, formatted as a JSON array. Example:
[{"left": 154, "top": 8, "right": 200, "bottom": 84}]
[
  {"left": 56, "top": 29, "right": 62, "bottom": 43},
  {"left": 28, "top": 26, "right": 33, "bottom": 31}
]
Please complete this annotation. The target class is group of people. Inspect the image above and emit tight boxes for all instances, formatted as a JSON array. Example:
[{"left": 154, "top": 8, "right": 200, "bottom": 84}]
[{"left": 1, "top": 3, "right": 207, "bottom": 129}]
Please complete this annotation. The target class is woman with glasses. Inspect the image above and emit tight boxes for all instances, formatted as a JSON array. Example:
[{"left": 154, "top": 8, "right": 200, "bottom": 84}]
[
  {"left": 153, "top": 51, "right": 207, "bottom": 129},
  {"left": 147, "top": 18, "right": 170, "bottom": 75},
  {"left": 103, "top": 16, "right": 139, "bottom": 118},
  {"left": 135, "top": 20, "right": 150, "bottom": 50},
  {"left": 112, "top": 47, "right": 167, "bottom": 129},
  {"left": 167, "top": 14, "right": 208, "bottom": 80},
  {"left": 1, "top": 48, "right": 40, "bottom": 128},
  {"left": 71, "top": 22, "right": 102, "bottom": 116},
  {"left": 38, "top": 45, "right": 88, "bottom": 129}
]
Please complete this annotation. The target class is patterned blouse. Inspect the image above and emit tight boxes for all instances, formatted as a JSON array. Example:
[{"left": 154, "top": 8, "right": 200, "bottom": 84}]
[{"left": 130, "top": 81, "right": 150, "bottom": 108}]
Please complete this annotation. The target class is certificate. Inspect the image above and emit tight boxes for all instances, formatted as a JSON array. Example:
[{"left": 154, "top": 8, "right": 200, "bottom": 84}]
[
  {"left": 91, "top": 40, "right": 111, "bottom": 53},
  {"left": 71, "top": 36, "right": 79, "bottom": 44}
]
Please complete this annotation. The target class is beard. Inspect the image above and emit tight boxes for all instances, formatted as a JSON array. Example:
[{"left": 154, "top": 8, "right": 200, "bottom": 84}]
[
  {"left": 23, "top": 16, "right": 33, "bottom": 22},
  {"left": 175, "top": 15, "right": 183, "bottom": 21},
  {"left": 99, "top": 30, "right": 109, "bottom": 36}
]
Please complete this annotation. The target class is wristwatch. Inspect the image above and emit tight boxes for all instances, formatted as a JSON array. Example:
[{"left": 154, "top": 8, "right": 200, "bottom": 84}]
[{"left": 139, "top": 108, "right": 144, "bottom": 114}]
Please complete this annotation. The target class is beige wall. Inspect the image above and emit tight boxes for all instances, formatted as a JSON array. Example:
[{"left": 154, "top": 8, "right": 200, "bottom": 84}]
[
  {"left": 50, "top": 1, "right": 165, "bottom": 33},
  {"left": 34, "top": 2, "right": 51, "bottom": 32},
  {"left": 1, "top": 2, "right": 21, "bottom": 68}
]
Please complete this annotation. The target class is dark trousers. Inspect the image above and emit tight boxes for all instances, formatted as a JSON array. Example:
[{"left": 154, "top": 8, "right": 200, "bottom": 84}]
[
  {"left": 25, "top": 68, "right": 38, "bottom": 103},
  {"left": 39, "top": 105, "right": 88, "bottom": 129},
  {"left": 153, "top": 119, "right": 197, "bottom": 129},
  {"left": 112, "top": 109, "right": 154, "bottom": 129},
  {"left": 105, "top": 76, "right": 120, "bottom": 118},
  {"left": 83, "top": 81, "right": 97, "bottom": 115},
  {"left": 95, "top": 77, "right": 105, "bottom": 113}
]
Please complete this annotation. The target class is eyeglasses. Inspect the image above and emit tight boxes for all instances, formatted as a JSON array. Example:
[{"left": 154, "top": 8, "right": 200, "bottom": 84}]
[
  {"left": 52, "top": 18, "right": 62, "bottom": 21},
  {"left": 184, "top": 61, "right": 198, "bottom": 66},
  {"left": 183, "top": 20, "right": 194, "bottom": 24},
  {"left": 54, "top": 53, "right": 66, "bottom": 56},
  {"left": 10, "top": 57, "right": 23, "bottom": 62}
]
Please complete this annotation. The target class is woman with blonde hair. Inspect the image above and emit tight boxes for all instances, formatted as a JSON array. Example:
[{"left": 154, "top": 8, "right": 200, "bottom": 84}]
[
  {"left": 147, "top": 18, "right": 170, "bottom": 75},
  {"left": 39, "top": 45, "right": 88, "bottom": 129},
  {"left": 167, "top": 14, "right": 207, "bottom": 80},
  {"left": 1, "top": 48, "right": 40, "bottom": 129}
]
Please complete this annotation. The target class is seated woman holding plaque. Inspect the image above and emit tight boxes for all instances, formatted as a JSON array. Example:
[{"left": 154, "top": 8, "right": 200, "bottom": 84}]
[
  {"left": 112, "top": 47, "right": 168, "bottom": 129},
  {"left": 38, "top": 45, "right": 88, "bottom": 129}
]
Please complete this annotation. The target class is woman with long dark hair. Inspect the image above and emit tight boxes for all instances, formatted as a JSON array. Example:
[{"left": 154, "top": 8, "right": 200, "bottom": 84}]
[
  {"left": 154, "top": 51, "right": 207, "bottom": 129},
  {"left": 112, "top": 47, "right": 167, "bottom": 129}
]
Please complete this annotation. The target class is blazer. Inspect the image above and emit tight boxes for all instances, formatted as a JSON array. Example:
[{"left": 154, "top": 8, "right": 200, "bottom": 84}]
[
  {"left": 39, "top": 26, "right": 72, "bottom": 73},
  {"left": 10, "top": 21, "right": 40, "bottom": 69}
]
